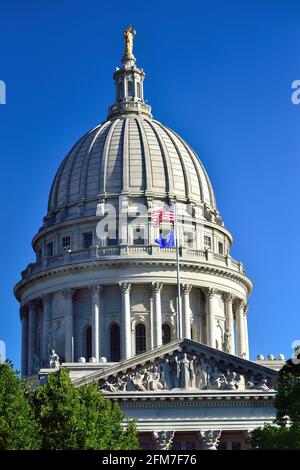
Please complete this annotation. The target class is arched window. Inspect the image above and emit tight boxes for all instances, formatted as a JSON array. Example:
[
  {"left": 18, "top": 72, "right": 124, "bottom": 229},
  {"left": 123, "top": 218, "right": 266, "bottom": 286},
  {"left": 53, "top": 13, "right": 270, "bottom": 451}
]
[
  {"left": 110, "top": 324, "right": 120, "bottom": 362},
  {"left": 162, "top": 324, "right": 171, "bottom": 345},
  {"left": 85, "top": 326, "right": 92, "bottom": 361},
  {"left": 118, "top": 82, "right": 123, "bottom": 101},
  {"left": 137, "top": 81, "right": 141, "bottom": 98},
  {"left": 127, "top": 80, "right": 133, "bottom": 97},
  {"left": 135, "top": 323, "right": 146, "bottom": 355}
]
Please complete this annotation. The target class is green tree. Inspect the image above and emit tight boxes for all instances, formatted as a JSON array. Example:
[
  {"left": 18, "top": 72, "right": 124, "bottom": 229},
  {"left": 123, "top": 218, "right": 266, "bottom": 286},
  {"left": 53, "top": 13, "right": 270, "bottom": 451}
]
[
  {"left": 33, "top": 368, "right": 139, "bottom": 450},
  {"left": 0, "top": 361, "right": 41, "bottom": 450},
  {"left": 33, "top": 368, "right": 85, "bottom": 449},
  {"left": 78, "top": 383, "right": 139, "bottom": 450},
  {"left": 250, "top": 360, "right": 300, "bottom": 449}
]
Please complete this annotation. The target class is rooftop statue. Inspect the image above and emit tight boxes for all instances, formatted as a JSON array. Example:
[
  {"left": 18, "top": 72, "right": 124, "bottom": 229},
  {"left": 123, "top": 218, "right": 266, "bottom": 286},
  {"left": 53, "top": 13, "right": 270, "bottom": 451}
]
[
  {"left": 49, "top": 349, "right": 60, "bottom": 369},
  {"left": 124, "top": 25, "right": 136, "bottom": 57}
]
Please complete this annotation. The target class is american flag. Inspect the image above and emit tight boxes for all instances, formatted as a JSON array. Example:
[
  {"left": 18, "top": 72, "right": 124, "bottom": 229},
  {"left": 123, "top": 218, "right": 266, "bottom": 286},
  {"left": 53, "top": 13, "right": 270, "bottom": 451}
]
[{"left": 151, "top": 207, "right": 175, "bottom": 227}]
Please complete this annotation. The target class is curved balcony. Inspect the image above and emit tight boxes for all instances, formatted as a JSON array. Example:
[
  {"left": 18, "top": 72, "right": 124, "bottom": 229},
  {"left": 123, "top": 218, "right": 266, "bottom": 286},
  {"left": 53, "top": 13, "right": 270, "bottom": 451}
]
[{"left": 20, "top": 245, "right": 245, "bottom": 280}]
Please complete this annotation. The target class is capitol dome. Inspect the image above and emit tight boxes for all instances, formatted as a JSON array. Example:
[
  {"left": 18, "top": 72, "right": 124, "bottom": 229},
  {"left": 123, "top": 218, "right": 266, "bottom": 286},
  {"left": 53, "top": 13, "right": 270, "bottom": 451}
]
[
  {"left": 48, "top": 116, "right": 216, "bottom": 222},
  {"left": 15, "top": 33, "right": 252, "bottom": 380}
]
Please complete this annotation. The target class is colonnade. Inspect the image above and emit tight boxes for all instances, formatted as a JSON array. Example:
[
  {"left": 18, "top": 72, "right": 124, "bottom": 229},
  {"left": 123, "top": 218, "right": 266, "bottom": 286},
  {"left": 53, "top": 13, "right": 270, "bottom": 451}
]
[{"left": 20, "top": 284, "right": 249, "bottom": 377}]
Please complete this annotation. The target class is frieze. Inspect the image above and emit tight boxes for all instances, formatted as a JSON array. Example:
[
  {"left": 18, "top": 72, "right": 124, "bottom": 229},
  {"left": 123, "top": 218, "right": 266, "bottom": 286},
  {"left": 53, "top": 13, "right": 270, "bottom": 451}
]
[{"left": 99, "top": 350, "right": 276, "bottom": 393}]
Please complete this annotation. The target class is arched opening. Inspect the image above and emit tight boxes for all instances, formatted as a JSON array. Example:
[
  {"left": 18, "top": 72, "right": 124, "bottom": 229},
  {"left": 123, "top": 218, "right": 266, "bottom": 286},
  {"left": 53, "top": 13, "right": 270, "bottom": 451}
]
[
  {"left": 118, "top": 82, "right": 123, "bottom": 101},
  {"left": 135, "top": 323, "right": 146, "bottom": 355},
  {"left": 127, "top": 80, "right": 133, "bottom": 97},
  {"left": 162, "top": 323, "right": 171, "bottom": 345},
  {"left": 110, "top": 323, "right": 120, "bottom": 362},
  {"left": 85, "top": 326, "right": 92, "bottom": 361}
]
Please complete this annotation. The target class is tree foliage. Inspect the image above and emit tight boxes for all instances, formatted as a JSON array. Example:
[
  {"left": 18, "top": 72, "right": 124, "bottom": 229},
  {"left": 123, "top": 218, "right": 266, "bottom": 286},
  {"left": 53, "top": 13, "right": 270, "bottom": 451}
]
[
  {"left": 77, "top": 382, "right": 139, "bottom": 450},
  {"left": 0, "top": 363, "right": 139, "bottom": 450},
  {"left": 0, "top": 361, "right": 41, "bottom": 450},
  {"left": 250, "top": 360, "right": 300, "bottom": 449},
  {"left": 33, "top": 367, "right": 84, "bottom": 449},
  {"left": 32, "top": 368, "right": 139, "bottom": 450}
]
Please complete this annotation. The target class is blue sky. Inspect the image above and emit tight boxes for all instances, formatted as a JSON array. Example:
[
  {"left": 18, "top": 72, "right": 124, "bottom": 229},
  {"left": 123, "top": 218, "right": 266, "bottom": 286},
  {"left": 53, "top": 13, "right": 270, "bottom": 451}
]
[{"left": 0, "top": 0, "right": 300, "bottom": 368}]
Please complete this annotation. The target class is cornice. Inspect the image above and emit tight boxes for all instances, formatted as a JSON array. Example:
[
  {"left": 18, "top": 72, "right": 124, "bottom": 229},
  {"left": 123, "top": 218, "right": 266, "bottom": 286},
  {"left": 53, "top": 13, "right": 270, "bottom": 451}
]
[
  {"left": 14, "top": 257, "right": 253, "bottom": 301},
  {"left": 106, "top": 393, "right": 275, "bottom": 408}
]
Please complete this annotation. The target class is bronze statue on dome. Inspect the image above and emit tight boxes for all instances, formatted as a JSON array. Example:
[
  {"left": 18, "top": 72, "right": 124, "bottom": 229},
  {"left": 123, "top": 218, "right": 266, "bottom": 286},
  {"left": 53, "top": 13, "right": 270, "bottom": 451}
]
[{"left": 123, "top": 25, "right": 136, "bottom": 57}]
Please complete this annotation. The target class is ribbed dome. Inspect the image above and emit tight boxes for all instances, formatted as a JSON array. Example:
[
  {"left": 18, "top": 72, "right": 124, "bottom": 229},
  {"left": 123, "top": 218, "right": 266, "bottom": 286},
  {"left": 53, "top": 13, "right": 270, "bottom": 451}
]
[{"left": 48, "top": 115, "right": 216, "bottom": 216}]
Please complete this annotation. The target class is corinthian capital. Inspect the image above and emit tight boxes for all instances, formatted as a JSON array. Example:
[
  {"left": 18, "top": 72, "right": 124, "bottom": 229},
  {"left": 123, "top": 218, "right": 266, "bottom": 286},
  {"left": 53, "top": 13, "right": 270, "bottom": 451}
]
[
  {"left": 182, "top": 283, "right": 192, "bottom": 294},
  {"left": 153, "top": 431, "right": 175, "bottom": 450},
  {"left": 235, "top": 297, "right": 246, "bottom": 310},
  {"left": 222, "top": 291, "right": 234, "bottom": 303},
  {"left": 199, "top": 430, "right": 221, "bottom": 450},
  {"left": 89, "top": 285, "right": 103, "bottom": 296},
  {"left": 42, "top": 293, "right": 53, "bottom": 304},
  {"left": 204, "top": 287, "right": 217, "bottom": 299},
  {"left": 62, "top": 288, "right": 75, "bottom": 300},
  {"left": 152, "top": 281, "right": 163, "bottom": 293},
  {"left": 119, "top": 281, "right": 131, "bottom": 293},
  {"left": 27, "top": 299, "right": 37, "bottom": 311}
]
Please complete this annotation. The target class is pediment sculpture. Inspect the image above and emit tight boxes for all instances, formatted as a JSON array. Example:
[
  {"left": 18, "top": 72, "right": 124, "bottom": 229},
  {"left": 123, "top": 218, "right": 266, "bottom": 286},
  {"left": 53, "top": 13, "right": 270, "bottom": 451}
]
[{"left": 99, "top": 350, "right": 276, "bottom": 393}]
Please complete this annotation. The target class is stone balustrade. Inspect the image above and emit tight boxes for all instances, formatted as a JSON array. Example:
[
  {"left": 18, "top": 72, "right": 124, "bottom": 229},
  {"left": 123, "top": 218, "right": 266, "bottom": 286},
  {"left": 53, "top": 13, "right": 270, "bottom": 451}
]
[{"left": 21, "top": 245, "right": 245, "bottom": 279}]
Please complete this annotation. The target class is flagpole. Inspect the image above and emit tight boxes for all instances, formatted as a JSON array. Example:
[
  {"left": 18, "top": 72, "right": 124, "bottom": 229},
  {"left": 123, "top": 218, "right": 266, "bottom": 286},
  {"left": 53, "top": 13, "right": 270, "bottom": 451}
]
[{"left": 174, "top": 202, "right": 181, "bottom": 339}]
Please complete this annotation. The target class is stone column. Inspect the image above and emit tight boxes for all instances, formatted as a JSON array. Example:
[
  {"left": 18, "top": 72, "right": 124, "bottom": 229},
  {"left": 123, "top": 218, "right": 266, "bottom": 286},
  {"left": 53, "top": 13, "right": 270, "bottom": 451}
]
[
  {"left": 235, "top": 298, "right": 246, "bottom": 358},
  {"left": 199, "top": 430, "right": 221, "bottom": 450},
  {"left": 89, "top": 285, "right": 103, "bottom": 361},
  {"left": 153, "top": 431, "right": 175, "bottom": 450},
  {"left": 27, "top": 300, "right": 37, "bottom": 376},
  {"left": 244, "top": 305, "right": 249, "bottom": 360},
  {"left": 182, "top": 284, "right": 192, "bottom": 339},
  {"left": 204, "top": 288, "right": 217, "bottom": 348},
  {"left": 222, "top": 292, "right": 235, "bottom": 354},
  {"left": 21, "top": 306, "right": 29, "bottom": 377},
  {"left": 120, "top": 282, "right": 132, "bottom": 360},
  {"left": 42, "top": 293, "right": 52, "bottom": 366},
  {"left": 62, "top": 289, "right": 75, "bottom": 362},
  {"left": 152, "top": 282, "right": 163, "bottom": 348}
]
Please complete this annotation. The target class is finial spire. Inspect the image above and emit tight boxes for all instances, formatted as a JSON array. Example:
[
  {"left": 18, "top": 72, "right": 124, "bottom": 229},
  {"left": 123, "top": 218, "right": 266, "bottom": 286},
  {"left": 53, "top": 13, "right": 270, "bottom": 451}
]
[
  {"left": 107, "top": 26, "right": 152, "bottom": 119},
  {"left": 122, "top": 25, "right": 136, "bottom": 65}
]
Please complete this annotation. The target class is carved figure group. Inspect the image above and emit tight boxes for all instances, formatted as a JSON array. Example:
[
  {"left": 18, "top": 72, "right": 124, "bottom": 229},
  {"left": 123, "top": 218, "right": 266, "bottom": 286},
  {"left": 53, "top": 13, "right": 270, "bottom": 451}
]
[{"left": 99, "top": 351, "right": 274, "bottom": 393}]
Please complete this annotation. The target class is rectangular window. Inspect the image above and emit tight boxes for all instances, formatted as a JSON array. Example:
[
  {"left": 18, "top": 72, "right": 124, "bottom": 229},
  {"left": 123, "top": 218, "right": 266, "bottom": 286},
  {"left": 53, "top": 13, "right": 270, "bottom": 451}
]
[
  {"left": 107, "top": 229, "right": 118, "bottom": 246},
  {"left": 140, "top": 443, "right": 150, "bottom": 450},
  {"left": 218, "top": 441, "right": 227, "bottom": 450},
  {"left": 47, "top": 242, "right": 53, "bottom": 257},
  {"left": 62, "top": 236, "right": 71, "bottom": 250},
  {"left": 186, "top": 442, "right": 196, "bottom": 450},
  {"left": 204, "top": 235, "right": 211, "bottom": 249},
  {"left": 133, "top": 227, "right": 145, "bottom": 245},
  {"left": 172, "top": 442, "right": 182, "bottom": 450},
  {"left": 231, "top": 441, "right": 241, "bottom": 450},
  {"left": 218, "top": 241, "right": 224, "bottom": 255},
  {"left": 127, "top": 80, "right": 133, "bottom": 97},
  {"left": 184, "top": 232, "right": 194, "bottom": 248},
  {"left": 83, "top": 232, "right": 93, "bottom": 249}
]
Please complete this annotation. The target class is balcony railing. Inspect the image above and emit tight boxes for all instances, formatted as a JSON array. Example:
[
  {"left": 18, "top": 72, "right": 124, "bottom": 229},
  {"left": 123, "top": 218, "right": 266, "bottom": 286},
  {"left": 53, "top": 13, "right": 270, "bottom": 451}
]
[{"left": 21, "top": 245, "right": 245, "bottom": 279}]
